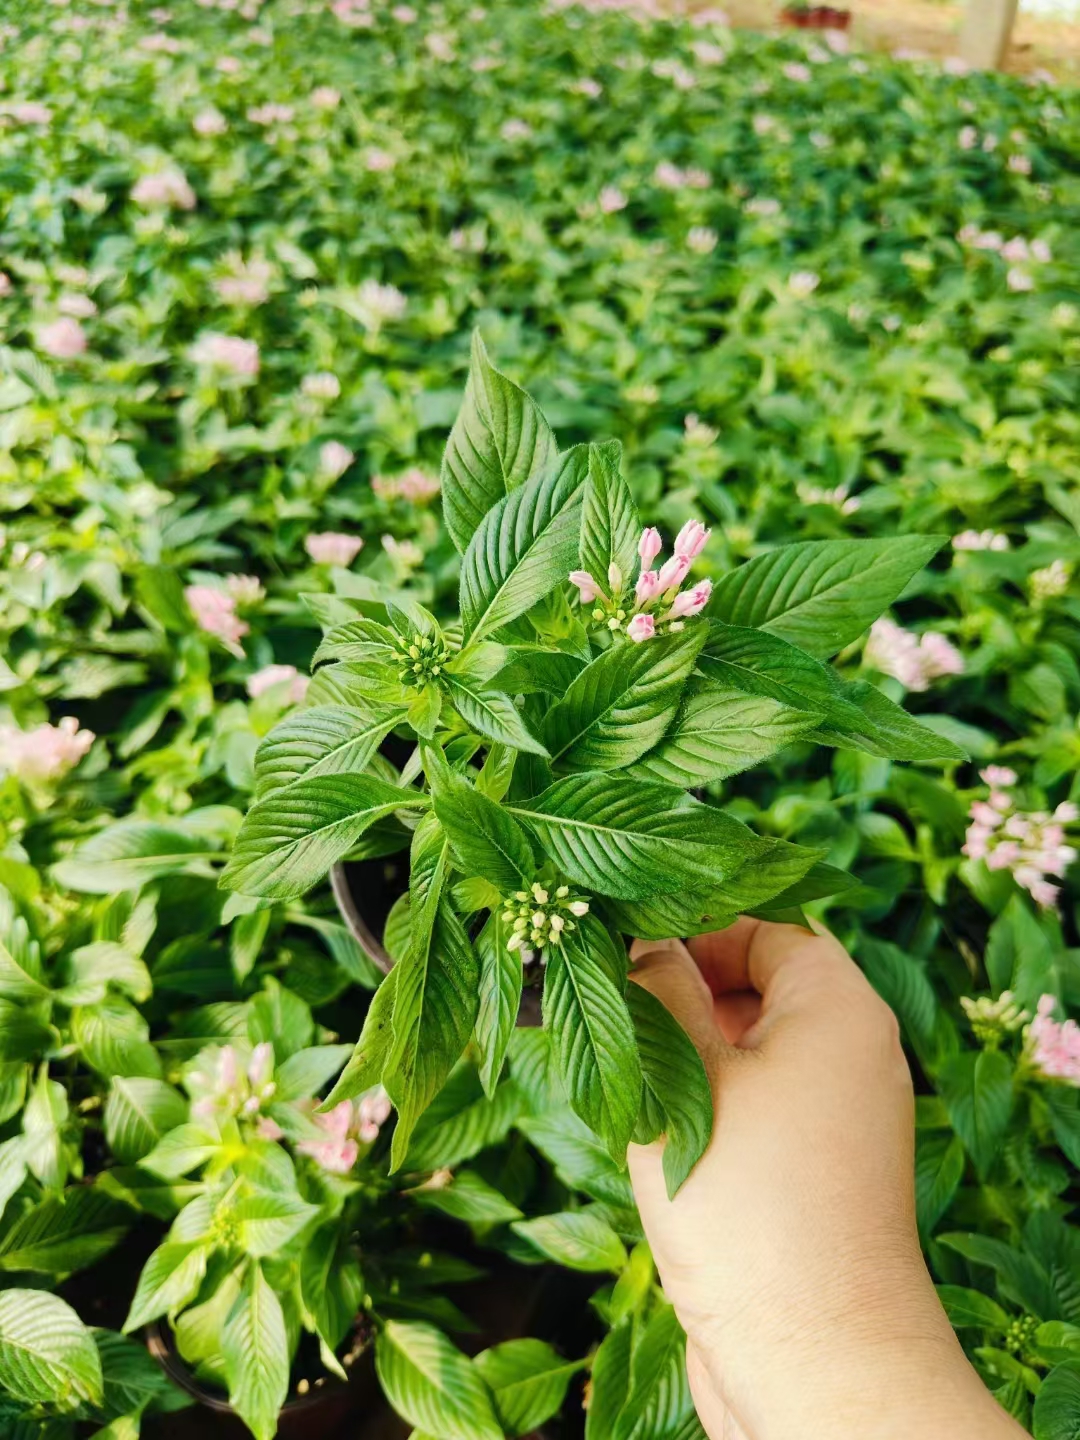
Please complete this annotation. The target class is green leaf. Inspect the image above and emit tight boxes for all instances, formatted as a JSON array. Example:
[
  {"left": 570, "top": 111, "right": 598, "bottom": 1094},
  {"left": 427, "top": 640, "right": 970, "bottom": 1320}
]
[
  {"left": 408, "top": 685, "right": 443, "bottom": 740},
  {"left": 385, "top": 822, "right": 479, "bottom": 1166},
  {"left": 444, "top": 674, "right": 549, "bottom": 756},
  {"left": 512, "top": 1211, "right": 626, "bottom": 1272},
  {"left": 543, "top": 930, "right": 641, "bottom": 1161},
  {"left": 585, "top": 1323, "right": 634, "bottom": 1440},
  {"left": 138, "top": 1123, "right": 219, "bottom": 1181},
  {"left": 431, "top": 768, "right": 536, "bottom": 891},
  {"left": 71, "top": 998, "right": 161, "bottom": 1079},
  {"left": 518, "top": 1110, "right": 634, "bottom": 1206},
  {"left": 252, "top": 705, "right": 399, "bottom": 799},
  {"left": 311, "top": 617, "right": 400, "bottom": 665},
  {"left": 613, "top": 1303, "right": 693, "bottom": 1440},
  {"left": 915, "top": 1131, "right": 964, "bottom": 1233},
  {"left": 124, "top": 1242, "right": 208, "bottom": 1332},
  {"left": 234, "top": 1192, "right": 322, "bottom": 1257},
  {"left": 627, "top": 984, "right": 712, "bottom": 1197},
  {"left": 0, "top": 912, "right": 49, "bottom": 1003},
  {"left": 63, "top": 942, "right": 153, "bottom": 1004},
  {"left": 404, "top": 1065, "right": 526, "bottom": 1172},
  {"left": 22, "top": 1069, "right": 69, "bottom": 1191},
  {"left": 442, "top": 331, "right": 560, "bottom": 555},
  {"left": 287, "top": 913, "right": 384, "bottom": 990},
  {"left": 475, "top": 916, "right": 522, "bottom": 1098},
  {"left": 510, "top": 775, "right": 764, "bottom": 901},
  {"left": 859, "top": 939, "right": 938, "bottom": 1054},
  {"left": 460, "top": 445, "right": 588, "bottom": 643},
  {"left": 1033, "top": 1361, "right": 1080, "bottom": 1440},
  {"left": 936, "top": 1286, "right": 1010, "bottom": 1332},
  {"left": 105, "top": 1078, "right": 188, "bottom": 1165},
  {"left": 53, "top": 821, "right": 220, "bottom": 894},
  {"left": 709, "top": 536, "right": 947, "bottom": 659},
  {"left": 322, "top": 969, "right": 399, "bottom": 1109},
  {"left": 415, "top": 1170, "right": 523, "bottom": 1227},
  {"left": 475, "top": 1339, "right": 583, "bottom": 1437},
  {"left": 0, "top": 1289, "right": 102, "bottom": 1411},
  {"left": 0, "top": 1189, "right": 129, "bottom": 1275},
  {"left": 94, "top": 1327, "right": 185, "bottom": 1421},
  {"left": 221, "top": 773, "right": 428, "bottom": 900},
  {"left": 222, "top": 1263, "right": 290, "bottom": 1440},
  {"left": 628, "top": 682, "right": 821, "bottom": 785},
  {"left": 579, "top": 443, "right": 639, "bottom": 601},
  {"left": 938, "top": 1049, "right": 1014, "bottom": 1179},
  {"left": 273, "top": 1044, "right": 352, "bottom": 1102},
  {"left": 543, "top": 627, "right": 706, "bottom": 774},
  {"left": 375, "top": 1320, "right": 503, "bottom": 1440},
  {"left": 0, "top": 1000, "right": 52, "bottom": 1062},
  {"left": 809, "top": 674, "right": 967, "bottom": 762}
]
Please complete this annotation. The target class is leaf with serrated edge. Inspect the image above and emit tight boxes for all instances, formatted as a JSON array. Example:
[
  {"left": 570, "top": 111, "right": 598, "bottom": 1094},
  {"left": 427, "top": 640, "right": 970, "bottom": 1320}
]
[
  {"left": 222, "top": 1263, "right": 289, "bottom": 1440},
  {"left": 431, "top": 770, "right": 536, "bottom": 891},
  {"left": 627, "top": 985, "right": 713, "bottom": 1197},
  {"left": 0, "top": 1289, "right": 102, "bottom": 1411},
  {"left": 253, "top": 706, "right": 400, "bottom": 799},
  {"left": 475, "top": 1339, "right": 583, "bottom": 1438},
  {"left": 512, "top": 1211, "right": 626, "bottom": 1273},
  {"left": 376, "top": 1320, "right": 503, "bottom": 1440},
  {"left": 475, "top": 916, "right": 522, "bottom": 1097},
  {"left": 579, "top": 443, "right": 639, "bottom": 599},
  {"left": 104, "top": 1078, "right": 187, "bottom": 1165},
  {"left": 444, "top": 673, "right": 549, "bottom": 756}
]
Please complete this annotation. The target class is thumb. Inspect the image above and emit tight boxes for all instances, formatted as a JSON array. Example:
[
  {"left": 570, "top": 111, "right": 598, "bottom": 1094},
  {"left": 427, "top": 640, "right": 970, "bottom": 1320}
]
[{"left": 629, "top": 937, "right": 726, "bottom": 1065}]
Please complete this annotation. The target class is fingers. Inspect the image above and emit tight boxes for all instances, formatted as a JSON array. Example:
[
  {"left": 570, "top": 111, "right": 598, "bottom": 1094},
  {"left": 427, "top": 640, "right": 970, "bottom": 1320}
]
[{"left": 629, "top": 937, "right": 727, "bottom": 1060}]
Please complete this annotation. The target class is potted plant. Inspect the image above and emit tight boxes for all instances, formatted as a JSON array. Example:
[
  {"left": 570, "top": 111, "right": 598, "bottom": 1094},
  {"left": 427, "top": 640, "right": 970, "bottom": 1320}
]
[{"left": 221, "top": 333, "right": 964, "bottom": 1193}]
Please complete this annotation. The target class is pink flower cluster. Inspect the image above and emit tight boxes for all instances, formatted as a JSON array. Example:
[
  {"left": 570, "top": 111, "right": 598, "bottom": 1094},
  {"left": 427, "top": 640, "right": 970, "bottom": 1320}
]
[
  {"left": 190, "top": 332, "right": 260, "bottom": 377},
  {"left": 653, "top": 161, "right": 711, "bottom": 190},
  {"left": 297, "top": 1088, "right": 392, "bottom": 1172},
  {"left": 953, "top": 530, "right": 1010, "bottom": 552},
  {"left": 0, "top": 716, "right": 94, "bottom": 784},
  {"left": 371, "top": 467, "right": 440, "bottom": 502},
  {"left": 131, "top": 169, "right": 196, "bottom": 211},
  {"left": 246, "top": 664, "right": 309, "bottom": 703},
  {"left": 1026, "top": 995, "right": 1080, "bottom": 1085},
  {"left": 319, "top": 440, "right": 354, "bottom": 479},
  {"left": 185, "top": 584, "right": 249, "bottom": 653},
  {"left": 214, "top": 255, "right": 274, "bottom": 307},
  {"left": 305, "top": 531, "right": 364, "bottom": 566},
  {"left": 963, "top": 767, "right": 1077, "bottom": 910},
  {"left": 569, "top": 521, "right": 712, "bottom": 644},
  {"left": 190, "top": 1042, "right": 276, "bottom": 1124},
  {"left": 37, "top": 318, "right": 87, "bottom": 359},
  {"left": 301, "top": 371, "right": 341, "bottom": 401},
  {"left": 863, "top": 617, "right": 964, "bottom": 692}
]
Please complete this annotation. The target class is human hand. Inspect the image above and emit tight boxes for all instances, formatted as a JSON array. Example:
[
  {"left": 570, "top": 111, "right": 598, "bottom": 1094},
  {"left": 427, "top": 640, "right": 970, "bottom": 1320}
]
[{"left": 627, "top": 918, "right": 1025, "bottom": 1440}]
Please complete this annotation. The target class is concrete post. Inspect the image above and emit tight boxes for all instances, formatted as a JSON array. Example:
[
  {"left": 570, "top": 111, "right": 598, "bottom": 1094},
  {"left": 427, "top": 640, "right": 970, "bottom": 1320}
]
[{"left": 959, "top": 0, "right": 1020, "bottom": 70}]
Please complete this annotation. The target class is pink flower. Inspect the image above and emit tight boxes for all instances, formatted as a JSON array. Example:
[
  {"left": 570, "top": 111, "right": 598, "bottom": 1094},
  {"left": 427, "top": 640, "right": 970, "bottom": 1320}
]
[
  {"left": 311, "top": 86, "right": 341, "bottom": 110},
  {"left": 247, "top": 103, "right": 295, "bottom": 126},
  {"left": 981, "top": 766, "right": 1018, "bottom": 788},
  {"left": 656, "top": 553, "right": 691, "bottom": 592},
  {"left": 319, "top": 440, "right": 354, "bottom": 479},
  {"left": 9, "top": 103, "right": 51, "bottom": 125},
  {"left": 364, "top": 147, "right": 396, "bottom": 172},
  {"left": 674, "top": 520, "right": 710, "bottom": 559},
  {"left": 58, "top": 293, "right": 96, "bottom": 318},
  {"left": 37, "top": 318, "right": 87, "bottom": 358},
  {"left": 131, "top": 170, "right": 196, "bottom": 210},
  {"left": 788, "top": 270, "right": 820, "bottom": 298},
  {"left": 0, "top": 716, "right": 94, "bottom": 784},
  {"left": 638, "top": 527, "right": 663, "bottom": 565},
  {"left": 864, "top": 618, "right": 963, "bottom": 691},
  {"left": 302, "top": 372, "right": 340, "bottom": 401},
  {"left": 305, "top": 532, "right": 364, "bottom": 566},
  {"left": 371, "top": 467, "right": 439, "bottom": 502},
  {"left": 0, "top": 273, "right": 11, "bottom": 297},
  {"left": 297, "top": 1088, "right": 390, "bottom": 1171},
  {"left": 635, "top": 570, "right": 662, "bottom": 605},
  {"left": 1026, "top": 995, "right": 1080, "bottom": 1085},
  {"left": 958, "top": 126, "right": 978, "bottom": 150},
  {"left": 255, "top": 1116, "right": 284, "bottom": 1141},
  {"left": 1008, "top": 268, "right": 1034, "bottom": 293},
  {"left": 599, "top": 185, "right": 628, "bottom": 214},
  {"left": 247, "top": 664, "right": 309, "bottom": 703},
  {"left": 193, "top": 109, "right": 227, "bottom": 135},
  {"left": 185, "top": 585, "right": 249, "bottom": 652},
  {"left": 626, "top": 613, "right": 656, "bottom": 643},
  {"left": 214, "top": 256, "right": 274, "bottom": 307},
  {"left": 954, "top": 530, "right": 1009, "bottom": 552},
  {"left": 190, "top": 333, "right": 260, "bottom": 377},
  {"left": 569, "top": 569, "right": 601, "bottom": 604},
  {"left": 669, "top": 580, "right": 713, "bottom": 618}
]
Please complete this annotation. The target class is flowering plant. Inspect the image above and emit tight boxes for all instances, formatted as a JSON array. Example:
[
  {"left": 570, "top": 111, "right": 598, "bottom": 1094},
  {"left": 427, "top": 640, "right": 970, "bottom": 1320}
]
[{"left": 223, "top": 336, "right": 964, "bottom": 1184}]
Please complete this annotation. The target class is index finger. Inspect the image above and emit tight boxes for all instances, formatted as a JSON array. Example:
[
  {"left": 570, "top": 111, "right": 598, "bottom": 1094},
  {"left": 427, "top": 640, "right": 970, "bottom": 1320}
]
[{"left": 687, "top": 916, "right": 854, "bottom": 1005}]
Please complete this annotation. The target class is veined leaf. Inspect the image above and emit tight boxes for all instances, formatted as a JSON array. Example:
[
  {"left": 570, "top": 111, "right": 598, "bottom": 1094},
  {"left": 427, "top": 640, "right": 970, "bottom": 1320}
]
[
  {"left": 612, "top": 1303, "right": 693, "bottom": 1440},
  {"left": 0, "top": 1190, "right": 129, "bottom": 1275},
  {"left": 442, "top": 331, "right": 560, "bottom": 555},
  {"left": 0, "top": 912, "right": 48, "bottom": 1003},
  {"left": 510, "top": 775, "right": 765, "bottom": 901},
  {"left": 810, "top": 674, "right": 967, "bottom": 762},
  {"left": 376, "top": 1320, "right": 503, "bottom": 1440},
  {"left": 938, "top": 1049, "right": 1014, "bottom": 1179},
  {"left": 512, "top": 1211, "right": 626, "bottom": 1273},
  {"left": 62, "top": 942, "right": 152, "bottom": 1005},
  {"left": 233, "top": 1192, "right": 322, "bottom": 1257},
  {"left": 543, "top": 935, "right": 640, "bottom": 1160},
  {"left": 579, "top": 443, "right": 639, "bottom": 600},
  {"left": 253, "top": 706, "right": 400, "bottom": 799},
  {"left": 311, "top": 617, "right": 399, "bottom": 666},
  {"left": 915, "top": 1132, "right": 965, "bottom": 1235},
  {"left": 221, "top": 773, "right": 428, "bottom": 900},
  {"left": 322, "top": 969, "right": 399, "bottom": 1109},
  {"left": 460, "top": 446, "right": 588, "bottom": 643},
  {"left": 1032, "top": 1360, "right": 1080, "bottom": 1440},
  {"left": 222, "top": 1263, "right": 290, "bottom": 1440},
  {"left": 475, "top": 915, "right": 522, "bottom": 1097},
  {"left": 403, "top": 1064, "right": 526, "bottom": 1173},
  {"left": 123, "top": 1242, "right": 208, "bottom": 1332},
  {"left": 709, "top": 536, "right": 947, "bottom": 659},
  {"left": 444, "top": 674, "right": 549, "bottom": 755},
  {"left": 543, "top": 627, "right": 705, "bottom": 773},
  {"left": 431, "top": 768, "right": 536, "bottom": 890},
  {"left": 273, "top": 1043, "right": 352, "bottom": 1102},
  {"left": 936, "top": 1286, "right": 1010, "bottom": 1332},
  {"left": 0, "top": 1001, "right": 53, "bottom": 1062},
  {"left": 104, "top": 1078, "right": 188, "bottom": 1165},
  {"left": 53, "top": 821, "right": 221, "bottom": 894},
  {"left": 0, "top": 1289, "right": 102, "bottom": 1411},
  {"left": 518, "top": 1110, "right": 634, "bottom": 1207},
  {"left": 627, "top": 984, "right": 712, "bottom": 1197},
  {"left": 628, "top": 682, "right": 821, "bottom": 785},
  {"left": 475, "top": 1339, "right": 583, "bottom": 1437},
  {"left": 585, "top": 1323, "right": 633, "bottom": 1440},
  {"left": 414, "top": 1170, "right": 523, "bottom": 1227}
]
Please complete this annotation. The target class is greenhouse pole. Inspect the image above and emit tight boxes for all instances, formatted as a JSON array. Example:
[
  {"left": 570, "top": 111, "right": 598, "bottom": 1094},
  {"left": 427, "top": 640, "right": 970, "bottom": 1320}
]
[{"left": 959, "top": 0, "right": 1019, "bottom": 69}]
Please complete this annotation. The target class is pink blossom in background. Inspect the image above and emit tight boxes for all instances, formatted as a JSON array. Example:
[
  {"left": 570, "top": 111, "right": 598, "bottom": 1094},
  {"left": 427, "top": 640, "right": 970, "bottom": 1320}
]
[
  {"left": 305, "top": 532, "right": 364, "bottom": 566},
  {"left": 9, "top": 103, "right": 52, "bottom": 125},
  {"left": 247, "top": 102, "right": 295, "bottom": 126},
  {"left": 302, "top": 371, "right": 341, "bottom": 401},
  {"left": 788, "top": 270, "right": 820, "bottom": 298},
  {"left": 0, "top": 273, "right": 11, "bottom": 296},
  {"left": 1009, "top": 154, "right": 1032, "bottom": 176},
  {"left": 193, "top": 109, "right": 227, "bottom": 135},
  {"left": 371, "top": 467, "right": 440, "bottom": 502},
  {"left": 319, "top": 440, "right": 354, "bottom": 479},
  {"left": 189, "top": 1042, "right": 278, "bottom": 1124},
  {"left": 310, "top": 86, "right": 341, "bottom": 109},
  {"left": 392, "top": 4, "right": 418, "bottom": 19},
  {"left": 363, "top": 146, "right": 396, "bottom": 173},
  {"left": 500, "top": 119, "right": 533, "bottom": 142},
  {"left": 864, "top": 617, "right": 964, "bottom": 691},
  {"left": 214, "top": 255, "right": 274, "bottom": 306},
  {"left": 782, "top": 62, "right": 811, "bottom": 83},
  {"left": 217, "top": 56, "right": 241, "bottom": 72},
  {"left": 599, "top": 185, "right": 628, "bottom": 214},
  {"left": 131, "top": 169, "right": 196, "bottom": 210},
  {"left": 953, "top": 530, "right": 1010, "bottom": 552},
  {"left": 691, "top": 40, "right": 727, "bottom": 65},
  {"left": 1032, "top": 238, "right": 1053, "bottom": 264},
  {"left": 247, "top": 664, "right": 309, "bottom": 703},
  {"left": 57, "top": 293, "right": 97, "bottom": 318},
  {"left": 1026, "top": 996, "right": 1080, "bottom": 1085},
  {"left": 686, "top": 226, "right": 718, "bottom": 255},
  {"left": 962, "top": 768, "right": 1076, "bottom": 909},
  {"left": 38, "top": 318, "right": 87, "bottom": 358},
  {"left": 1001, "top": 237, "right": 1030, "bottom": 263},
  {"left": 626, "top": 613, "right": 655, "bottom": 643},
  {"left": 0, "top": 716, "right": 94, "bottom": 784},
  {"left": 190, "top": 332, "right": 260, "bottom": 376},
  {"left": 653, "top": 160, "right": 686, "bottom": 190},
  {"left": 798, "top": 482, "right": 860, "bottom": 515},
  {"left": 684, "top": 167, "right": 711, "bottom": 190},
  {"left": 1008, "top": 268, "right": 1034, "bottom": 293},
  {"left": 297, "top": 1086, "right": 391, "bottom": 1171},
  {"left": 958, "top": 126, "right": 978, "bottom": 151},
  {"left": 382, "top": 535, "right": 423, "bottom": 569},
  {"left": 223, "top": 574, "right": 264, "bottom": 606},
  {"left": 355, "top": 278, "right": 406, "bottom": 328},
  {"left": 185, "top": 585, "right": 249, "bottom": 652}
]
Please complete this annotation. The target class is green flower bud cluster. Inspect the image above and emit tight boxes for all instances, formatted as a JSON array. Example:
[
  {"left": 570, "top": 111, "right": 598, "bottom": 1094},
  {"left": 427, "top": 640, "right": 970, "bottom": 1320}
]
[
  {"left": 960, "top": 990, "right": 1030, "bottom": 1048},
  {"left": 393, "top": 631, "right": 450, "bottom": 690},
  {"left": 500, "top": 881, "right": 591, "bottom": 963},
  {"left": 1004, "top": 1315, "right": 1038, "bottom": 1356}
]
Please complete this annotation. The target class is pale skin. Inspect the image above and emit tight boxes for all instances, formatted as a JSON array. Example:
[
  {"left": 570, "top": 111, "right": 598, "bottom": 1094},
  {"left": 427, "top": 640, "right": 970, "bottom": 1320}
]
[{"left": 627, "top": 918, "right": 1027, "bottom": 1440}]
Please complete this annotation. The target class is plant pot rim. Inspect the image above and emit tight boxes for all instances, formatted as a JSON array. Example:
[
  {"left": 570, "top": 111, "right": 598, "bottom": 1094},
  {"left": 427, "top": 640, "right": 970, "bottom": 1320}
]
[
  {"left": 331, "top": 860, "right": 544, "bottom": 1026},
  {"left": 145, "top": 1319, "right": 364, "bottom": 1417}
]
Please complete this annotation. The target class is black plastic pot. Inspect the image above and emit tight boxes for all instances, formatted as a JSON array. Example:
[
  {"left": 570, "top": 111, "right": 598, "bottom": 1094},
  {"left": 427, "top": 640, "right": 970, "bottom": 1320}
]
[
  {"left": 331, "top": 855, "right": 544, "bottom": 1026},
  {"left": 142, "top": 1321, "right": 406, "bottom": 1440}
]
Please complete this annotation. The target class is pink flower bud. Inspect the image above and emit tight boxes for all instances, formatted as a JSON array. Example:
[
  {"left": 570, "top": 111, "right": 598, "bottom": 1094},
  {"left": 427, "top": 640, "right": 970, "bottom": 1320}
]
[
  {"left": 626, "top": 613, "right": 656, "bottom": 643},
  {"left": 638, "top": 527, "right": 662, "bottom": 564},
  {"left": 673, "top": 519, "right": 710, "bottom": 559},
  {"left": 569, "top": 570, "right": 601, "bottom": 603},
  {"left": 656, "top": 553, "right": 691, "bottom": 592},
  {"left": 635, "top": 570, "right": 662, "bottom": 605},
  {"left": 669, "top": 579, "right": 713, "bottom": 618}
]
